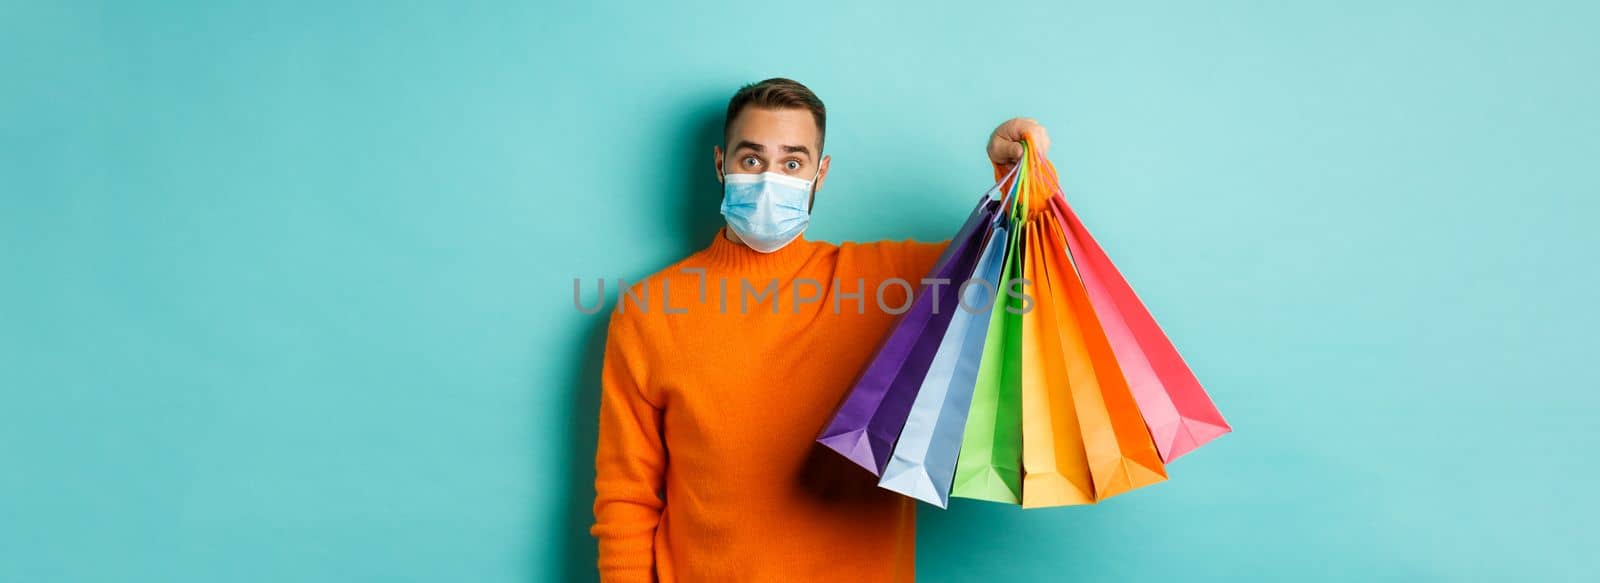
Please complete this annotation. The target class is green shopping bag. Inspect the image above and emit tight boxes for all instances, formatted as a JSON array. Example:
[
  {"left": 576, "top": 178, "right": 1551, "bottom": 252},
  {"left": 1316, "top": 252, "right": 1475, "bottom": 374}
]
[{"left": 950, "top": 174, "right": 1028, "bottom": 505}]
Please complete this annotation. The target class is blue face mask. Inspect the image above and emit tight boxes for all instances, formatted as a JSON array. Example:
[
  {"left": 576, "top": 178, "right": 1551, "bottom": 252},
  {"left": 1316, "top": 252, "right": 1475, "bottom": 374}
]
[{"left": 719, "top": 167, "right": 819, "bottom": 253}]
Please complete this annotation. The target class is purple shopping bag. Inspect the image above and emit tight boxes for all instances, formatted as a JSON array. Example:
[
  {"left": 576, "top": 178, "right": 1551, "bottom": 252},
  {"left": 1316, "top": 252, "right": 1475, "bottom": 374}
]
[
  {"left": 816, "top": 168, "right": 1018, "bottom": 476},
  {"left": 878, "top": 218, "right": 1011, "bottom": 506}
]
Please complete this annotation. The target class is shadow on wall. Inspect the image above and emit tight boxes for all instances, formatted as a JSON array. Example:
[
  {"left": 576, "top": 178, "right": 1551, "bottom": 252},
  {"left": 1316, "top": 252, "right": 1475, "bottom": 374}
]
[{"left": 551, "top": 91, "right": 727, "bottom": 582}]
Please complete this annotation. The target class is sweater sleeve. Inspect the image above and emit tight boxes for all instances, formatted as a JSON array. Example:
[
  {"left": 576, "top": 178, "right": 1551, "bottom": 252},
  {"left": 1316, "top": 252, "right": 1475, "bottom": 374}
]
[
  {"left": 900, "top": 239, "right": 950, "bottom": 282},
  {"left": 867, "top": 238, "right": 950, "bottom": 284},
  {"left": 590, "top": 308, "right": 664, "bottom": 582}
]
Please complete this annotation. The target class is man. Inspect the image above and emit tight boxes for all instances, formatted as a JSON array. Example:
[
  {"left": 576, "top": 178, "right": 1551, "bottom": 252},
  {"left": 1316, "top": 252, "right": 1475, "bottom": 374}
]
[{"left": 591, "top": 77, "right": 1050, "bottom": 582}]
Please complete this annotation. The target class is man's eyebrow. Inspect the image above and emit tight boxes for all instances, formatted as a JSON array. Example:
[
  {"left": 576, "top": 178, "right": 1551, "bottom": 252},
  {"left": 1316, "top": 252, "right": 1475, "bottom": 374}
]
[
  {"left": 781, "top": 144, "right": 812, "bottom": 157},
  {"left": 733, "top": 140, "right": 764, "bottom": 152}
]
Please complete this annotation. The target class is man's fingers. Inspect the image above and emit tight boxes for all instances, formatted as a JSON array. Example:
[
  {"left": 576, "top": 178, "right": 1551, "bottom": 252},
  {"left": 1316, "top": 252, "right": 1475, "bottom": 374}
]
[
  {"left": 990, "top": 117, "right": 1050, "bottom": 164},
  {"left": 1000, "top": 118, "right": 1033, "bottom": 140},
  {"left": 998, "top": 141, "right": 1024, "bottom": 163},
  {"left": 1006, "top": 119, "right": 1049, "bottom": 150}
]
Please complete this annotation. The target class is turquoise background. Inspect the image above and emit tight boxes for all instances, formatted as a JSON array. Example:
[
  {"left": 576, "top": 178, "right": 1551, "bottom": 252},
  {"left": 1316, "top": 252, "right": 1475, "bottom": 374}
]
[{"left": 3, "top": 1, "right": 1597, "bottom": 581}]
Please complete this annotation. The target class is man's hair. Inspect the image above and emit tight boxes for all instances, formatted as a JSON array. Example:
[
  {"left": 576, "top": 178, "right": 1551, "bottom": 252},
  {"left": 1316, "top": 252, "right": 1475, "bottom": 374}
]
[{"left": 724, "top": 78, "right": 827, "bottom": 150}]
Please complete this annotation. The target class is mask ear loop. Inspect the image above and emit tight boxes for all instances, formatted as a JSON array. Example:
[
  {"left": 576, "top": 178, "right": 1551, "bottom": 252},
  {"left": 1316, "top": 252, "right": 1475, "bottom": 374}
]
[
  {"left": 717, "top": 145, "right": 729, "bottom": 184},
  {"left": 803, "top": 156, "right": 824, "bottom": 212}
]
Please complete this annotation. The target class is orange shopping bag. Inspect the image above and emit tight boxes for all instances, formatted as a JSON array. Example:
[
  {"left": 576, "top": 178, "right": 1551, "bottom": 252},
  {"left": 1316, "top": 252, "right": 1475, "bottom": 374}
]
[
  {"left": 1037, "top": 204, "right": 1168, "bottom": 502},
  {"left": 1020, "top": 145, "right": 1168, "bottom": 507},
  {"left": 1019, "top": 211, "right": 1094, "bottom": 507},
  {"left": 1039, "top": 156, "right": 1231, "bottom": 462}
]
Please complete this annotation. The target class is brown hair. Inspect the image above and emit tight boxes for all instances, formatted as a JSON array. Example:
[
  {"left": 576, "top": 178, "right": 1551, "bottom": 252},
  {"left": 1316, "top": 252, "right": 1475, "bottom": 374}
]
[{"left": 724, "top": 78, "right": 827, "bottom": 150}]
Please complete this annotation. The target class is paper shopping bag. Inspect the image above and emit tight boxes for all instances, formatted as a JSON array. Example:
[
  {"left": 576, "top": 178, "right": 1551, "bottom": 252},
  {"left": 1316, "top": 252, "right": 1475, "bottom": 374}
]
[
  {"left": 1041, "top": 161, "right": 1231, "bottom": 462},
  {"left": 815, "top": 194, "right": 997, "bottom": 475},
  {"left": 1034, "top": 205, "right": 1168, "bottom": 504},
  {"left": 949, "top": 209, "right": 1025, "bottom": 505},
  {"left": 878, "top": 216, "right": 1012, "bottom": 508},
  {"left": 1018, "top": 212, "right": 1095, "bottom": 507}
]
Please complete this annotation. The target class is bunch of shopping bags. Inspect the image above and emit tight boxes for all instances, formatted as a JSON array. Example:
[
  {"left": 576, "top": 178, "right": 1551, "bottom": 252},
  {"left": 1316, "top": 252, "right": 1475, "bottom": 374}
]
[{"left": 816, "top": 140, "right": 1230, "bottom": 508}]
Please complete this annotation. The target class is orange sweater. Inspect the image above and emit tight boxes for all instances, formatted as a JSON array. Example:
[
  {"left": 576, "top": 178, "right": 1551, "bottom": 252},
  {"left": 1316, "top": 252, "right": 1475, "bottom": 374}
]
[{"left": 592, "top": 227, "right": 948, "bottom": 582}]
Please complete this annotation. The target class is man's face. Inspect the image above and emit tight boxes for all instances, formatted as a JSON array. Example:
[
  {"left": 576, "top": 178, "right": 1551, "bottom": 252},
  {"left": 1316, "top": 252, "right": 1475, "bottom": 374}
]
[{"left": 715, "top": 107, "right": 830, "bottom": 207}]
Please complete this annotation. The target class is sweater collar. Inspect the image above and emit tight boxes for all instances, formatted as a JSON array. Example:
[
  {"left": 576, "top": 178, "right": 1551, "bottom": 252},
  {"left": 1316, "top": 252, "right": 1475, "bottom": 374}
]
[{"left": 698, "top": 227, "right": 817, "bottom": 276}]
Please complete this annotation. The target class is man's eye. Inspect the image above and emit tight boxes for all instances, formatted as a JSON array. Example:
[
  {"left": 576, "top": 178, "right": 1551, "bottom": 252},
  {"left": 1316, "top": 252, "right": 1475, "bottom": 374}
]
[
  {"left": 743, "top": 156, "right": 759, "bottom": 167},
  {"left": 785, "top": 160, "right": 801, "bottom": 171}
]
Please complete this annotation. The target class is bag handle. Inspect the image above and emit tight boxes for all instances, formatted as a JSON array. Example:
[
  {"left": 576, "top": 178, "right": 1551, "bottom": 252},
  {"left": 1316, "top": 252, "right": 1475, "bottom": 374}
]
[
  {"left": 1004, "top": 138, "right": 1050, "bottom": 222},
  {"left": 991, "top": 140, "right": 1031, "bottom": 225}
]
